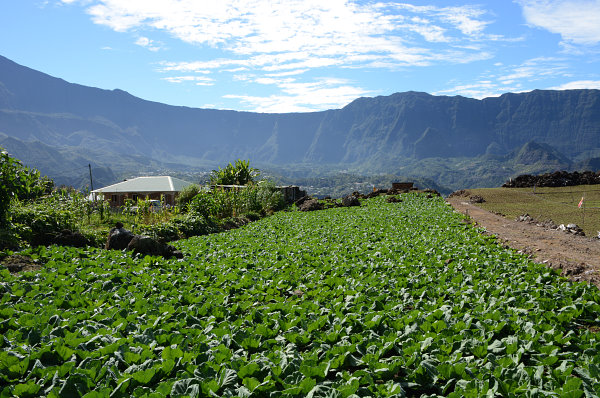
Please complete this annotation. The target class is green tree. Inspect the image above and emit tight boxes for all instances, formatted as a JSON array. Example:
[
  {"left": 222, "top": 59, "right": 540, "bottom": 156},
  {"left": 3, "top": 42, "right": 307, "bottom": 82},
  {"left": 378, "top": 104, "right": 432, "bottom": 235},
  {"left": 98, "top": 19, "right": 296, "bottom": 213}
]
[
  {"left": 0, "top": 148, "right": 49, "bottom": 226},
  {"left": 210, "top": 159, "right": 259, "bottom": 186}
]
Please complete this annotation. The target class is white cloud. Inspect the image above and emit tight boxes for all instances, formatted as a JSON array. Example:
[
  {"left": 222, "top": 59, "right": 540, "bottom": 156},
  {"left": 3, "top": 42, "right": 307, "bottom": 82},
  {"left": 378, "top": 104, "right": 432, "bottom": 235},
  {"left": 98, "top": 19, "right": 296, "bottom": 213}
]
[
  {"left": 135, "top": 36, "right": 161, "bottom": 51},
  {"left": 63, "top": 0, "right": 528, "bottom": 112},
  {"left": 548, "top": 80, "right": 600, "bottom": 90},
  {"left": 435, "top": 56, "right": 574, "bottom": 98},
  {"left": 435, "top": 81, "right": 508, "bottom": 99},
  {"left": 388, "top": 4, "right": 490, "bottom": 37},
  {"left": 266, "top": 69, "right": 308, "bottom": 77},
  {"left": 224, "top": 78, "right": 369, "bottom": 113},
  {"left": 69, "top": 0, "right": 498, "bottom": 74},
  {"left": 497, "top": 56, "right": 569, "bottom": 81},
  {"left": 162, "top": 76, "right": 214, "bottom": 86},
  {"left": 517, "top": 0, "right": 600, "bottom": 45}
]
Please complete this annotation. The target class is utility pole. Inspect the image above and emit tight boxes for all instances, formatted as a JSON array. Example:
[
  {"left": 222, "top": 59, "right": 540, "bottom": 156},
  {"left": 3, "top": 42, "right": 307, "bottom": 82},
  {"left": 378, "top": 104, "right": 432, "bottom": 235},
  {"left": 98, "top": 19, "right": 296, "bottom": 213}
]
[{"left": 88, "top": 164, "right": 94, "bottom": 193}]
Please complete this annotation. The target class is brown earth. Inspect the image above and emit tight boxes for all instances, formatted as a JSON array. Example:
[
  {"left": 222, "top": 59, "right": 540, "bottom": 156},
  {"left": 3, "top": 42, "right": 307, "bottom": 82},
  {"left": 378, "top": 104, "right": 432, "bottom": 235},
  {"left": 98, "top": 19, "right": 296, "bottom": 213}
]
[
  {"left": 1, "top": 255, "right": 42, "bottom": 274},
  {"left": 447, "top": 195, "right": 600, "bottom": 288}
]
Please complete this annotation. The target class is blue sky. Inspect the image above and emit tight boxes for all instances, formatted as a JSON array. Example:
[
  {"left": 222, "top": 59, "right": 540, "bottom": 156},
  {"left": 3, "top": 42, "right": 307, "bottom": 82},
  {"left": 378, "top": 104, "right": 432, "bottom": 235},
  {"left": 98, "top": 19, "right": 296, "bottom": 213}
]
[{"left": 1, "top": 1, "right": 600, "bottom": 113}]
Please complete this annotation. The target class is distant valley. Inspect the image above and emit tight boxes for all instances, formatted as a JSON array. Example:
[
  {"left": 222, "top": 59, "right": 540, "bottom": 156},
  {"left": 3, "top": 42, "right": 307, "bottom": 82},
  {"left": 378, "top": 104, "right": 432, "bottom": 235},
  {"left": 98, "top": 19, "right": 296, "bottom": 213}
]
[{"left": 1, "top": 54, "right": 599, "bottom": 195}]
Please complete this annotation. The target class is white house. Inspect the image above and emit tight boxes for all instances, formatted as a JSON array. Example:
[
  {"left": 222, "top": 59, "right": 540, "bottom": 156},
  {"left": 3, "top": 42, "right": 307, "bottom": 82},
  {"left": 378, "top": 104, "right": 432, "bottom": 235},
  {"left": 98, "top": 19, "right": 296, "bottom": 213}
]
[{"left": 92, "top": 176, "right": 194, "bottom": 208}]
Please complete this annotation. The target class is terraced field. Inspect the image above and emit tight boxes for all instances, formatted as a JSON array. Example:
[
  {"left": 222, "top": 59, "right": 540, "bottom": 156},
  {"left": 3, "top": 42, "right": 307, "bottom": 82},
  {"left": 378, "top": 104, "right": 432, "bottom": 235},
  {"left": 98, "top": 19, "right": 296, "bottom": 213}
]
[{"left": 1, "top": 194, "right": 599, "bottom": 397}]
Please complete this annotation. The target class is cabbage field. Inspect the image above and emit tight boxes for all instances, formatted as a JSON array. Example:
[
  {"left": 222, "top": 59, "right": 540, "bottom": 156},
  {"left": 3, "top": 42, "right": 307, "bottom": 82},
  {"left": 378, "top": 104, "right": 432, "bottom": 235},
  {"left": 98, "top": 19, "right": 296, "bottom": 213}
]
[{"left": 1, "top": 194, "right": 600, "bottom": 397}]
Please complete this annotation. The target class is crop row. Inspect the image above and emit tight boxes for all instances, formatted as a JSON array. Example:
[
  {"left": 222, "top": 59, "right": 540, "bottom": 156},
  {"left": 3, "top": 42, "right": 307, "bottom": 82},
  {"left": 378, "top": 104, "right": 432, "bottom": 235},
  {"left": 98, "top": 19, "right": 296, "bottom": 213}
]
[{"left": 1, "top": 193, "right": 599, "bottom": 397}]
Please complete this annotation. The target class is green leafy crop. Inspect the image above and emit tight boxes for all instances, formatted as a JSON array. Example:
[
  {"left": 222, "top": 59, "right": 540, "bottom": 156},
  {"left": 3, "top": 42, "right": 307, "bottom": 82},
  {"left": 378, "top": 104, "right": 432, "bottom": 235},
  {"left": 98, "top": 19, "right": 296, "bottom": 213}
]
[{"left": 1, "top": 194, "right": 599, "bottom": 397}]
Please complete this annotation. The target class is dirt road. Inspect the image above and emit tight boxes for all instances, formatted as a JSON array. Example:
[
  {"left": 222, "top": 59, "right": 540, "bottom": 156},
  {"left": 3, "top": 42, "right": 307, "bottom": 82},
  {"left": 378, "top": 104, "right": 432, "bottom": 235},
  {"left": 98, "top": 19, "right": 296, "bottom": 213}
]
[{"left": 447, "top": 196, "right": 600, "bottom": 288}]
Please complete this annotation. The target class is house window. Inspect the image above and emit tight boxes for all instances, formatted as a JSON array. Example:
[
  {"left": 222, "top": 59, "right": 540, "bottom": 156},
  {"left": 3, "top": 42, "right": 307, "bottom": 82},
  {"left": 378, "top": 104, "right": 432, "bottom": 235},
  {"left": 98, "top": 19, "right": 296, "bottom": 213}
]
[
  {"left": 111, "top": 195, "right": 117, "bottom": 203},
  {"left": 132, "top": 194, "right": 139, "bottom": 202}
]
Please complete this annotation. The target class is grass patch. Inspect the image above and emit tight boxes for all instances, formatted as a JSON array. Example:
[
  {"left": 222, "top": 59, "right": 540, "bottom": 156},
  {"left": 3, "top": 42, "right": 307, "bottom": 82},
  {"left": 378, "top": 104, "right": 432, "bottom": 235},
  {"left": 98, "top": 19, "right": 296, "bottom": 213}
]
[{"left": 467, "top": 185, "right": 600, "bottom": 236}]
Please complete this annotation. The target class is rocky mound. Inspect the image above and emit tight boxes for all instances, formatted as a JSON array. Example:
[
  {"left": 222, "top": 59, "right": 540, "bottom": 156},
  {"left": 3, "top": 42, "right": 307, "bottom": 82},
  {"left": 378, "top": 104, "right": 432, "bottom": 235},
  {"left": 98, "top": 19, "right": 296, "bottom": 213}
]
[{"left": 503, "top": 171, "right": 600, "bottom": 188}]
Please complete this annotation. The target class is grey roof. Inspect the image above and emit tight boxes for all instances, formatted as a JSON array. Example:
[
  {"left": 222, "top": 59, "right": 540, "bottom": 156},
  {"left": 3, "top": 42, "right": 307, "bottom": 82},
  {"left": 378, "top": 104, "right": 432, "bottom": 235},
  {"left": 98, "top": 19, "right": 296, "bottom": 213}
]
[{"left": 92, "top": 176, "right": 194, "bottom": 194}]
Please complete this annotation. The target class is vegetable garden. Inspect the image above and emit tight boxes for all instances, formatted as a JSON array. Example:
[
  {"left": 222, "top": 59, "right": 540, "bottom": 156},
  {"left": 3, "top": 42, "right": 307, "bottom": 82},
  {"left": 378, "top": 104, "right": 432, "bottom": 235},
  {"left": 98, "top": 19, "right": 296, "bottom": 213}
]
[{"left": 1, "top": 194, "right": 599, "bottom": 397}]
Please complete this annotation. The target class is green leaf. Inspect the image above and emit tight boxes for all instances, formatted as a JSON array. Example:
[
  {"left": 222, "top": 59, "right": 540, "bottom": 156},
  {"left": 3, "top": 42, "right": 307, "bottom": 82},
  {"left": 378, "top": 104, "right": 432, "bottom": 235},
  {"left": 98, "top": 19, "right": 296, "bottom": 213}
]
[
  {"left": 171, "top": 378, "right": 201, "bottom": 397},
  {"left": 300, "top": 377, "right": 317, "bottom": 394},
  {"left": 242, "top": 377, "right": 261, "bottom": 391},
  {"left": 161, "top": 346, "right": 183, "bottom": 361},
  {"left": 12, "top": 381, "right": 41, "bottom": 398},
  {"left": 131, "top": 368, "right": 156, "bottom": 385},
  {"left": 238, "top": 362, "right": 261, "bottom": 378},
  {"left": 59, "top": 373, "right": 95, "bottom": 397},
  {"left": 306, "top": 385, "right": 342, "bottom": 398},
  {"left": 560, "top": 377, "right": 583, "bottom": 398}
]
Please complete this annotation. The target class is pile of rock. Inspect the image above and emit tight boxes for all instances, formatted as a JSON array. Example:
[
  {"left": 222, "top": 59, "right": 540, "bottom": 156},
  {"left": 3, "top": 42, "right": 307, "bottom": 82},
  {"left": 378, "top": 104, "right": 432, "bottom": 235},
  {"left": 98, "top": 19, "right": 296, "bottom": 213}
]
[
  {"left": 516, "top": 214, "right": 557, "bottom": 228},
  {"left": 516, "top": 214, "right": 535, "bottom": 223},
  {"left": 295, "top": 194, "right": 362, "bottom": 212},
  {"left": 516, "top": 214, "right": 585, "bottom": 236},
  {"left": 105, "top": 223, "right": 183, "bottom": 258},
  {"left": 503, "top": 170, "right": 600, "bottom": 188},
  {"left": 558, "top": 223, "right": 585, "bottom": 236},
  {"left": 469, "top": 195, "right": 485, "bottom": 204}
]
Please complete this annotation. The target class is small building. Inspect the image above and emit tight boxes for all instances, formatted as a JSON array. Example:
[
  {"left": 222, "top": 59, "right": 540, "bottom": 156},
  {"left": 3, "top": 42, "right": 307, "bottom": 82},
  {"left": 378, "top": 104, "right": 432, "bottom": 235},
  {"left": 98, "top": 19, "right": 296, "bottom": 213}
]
[
  {"left": 276, "top": 186, "right": 306, "bottom": 203},
  {"left": 92, "top": 176, "right": 194, "bottom": 208},
  {"left": 392, "top": 182, "right": 414, "bottom": 191}
]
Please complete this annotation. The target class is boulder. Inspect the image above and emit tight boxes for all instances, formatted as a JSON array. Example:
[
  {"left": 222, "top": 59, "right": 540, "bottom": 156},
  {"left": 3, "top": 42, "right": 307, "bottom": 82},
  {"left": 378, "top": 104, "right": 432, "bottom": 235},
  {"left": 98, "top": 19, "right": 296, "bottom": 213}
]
[
  {"left": 558, "top": 223, "right": 585, "bottom": 236},
  {"left": 424, "top": 189, "right": 441, "bottom": 197},
  {"left": 341, "top": 195, "right": 360, "bottom": 207},
  {"left": 469, "top": 195, "right": 485, "bottom": 203},
  {"left": 105, "top": 223, "right": 135, "bottom": 250},
  {"left": 517, "top": 214, "right": 535, "bottom": 223},
  {"left": 299, "top": 199, "right": 323, "bottom": 212},
  {"left": 53, "top": 229, "right": 90, "bottom": 248},
  {"left": 294, "top": 196, "right": 310, "bottom": 207},
  {"left": 127, "top": 235, "right": 183, "bottom": 259}
]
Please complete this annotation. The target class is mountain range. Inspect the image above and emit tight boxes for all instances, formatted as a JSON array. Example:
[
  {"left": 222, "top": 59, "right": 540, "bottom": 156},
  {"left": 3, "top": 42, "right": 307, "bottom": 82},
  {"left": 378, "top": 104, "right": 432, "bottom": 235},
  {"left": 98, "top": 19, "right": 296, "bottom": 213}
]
[{"left": 1, "top": 54, "right": 599, "bottom": 194}]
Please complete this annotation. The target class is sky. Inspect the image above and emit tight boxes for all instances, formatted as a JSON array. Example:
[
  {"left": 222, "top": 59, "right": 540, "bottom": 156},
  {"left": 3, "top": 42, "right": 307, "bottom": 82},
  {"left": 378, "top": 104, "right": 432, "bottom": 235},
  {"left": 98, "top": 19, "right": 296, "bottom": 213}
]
[{"left": 1, "top": 1, "right": 600, "bottom": 113}]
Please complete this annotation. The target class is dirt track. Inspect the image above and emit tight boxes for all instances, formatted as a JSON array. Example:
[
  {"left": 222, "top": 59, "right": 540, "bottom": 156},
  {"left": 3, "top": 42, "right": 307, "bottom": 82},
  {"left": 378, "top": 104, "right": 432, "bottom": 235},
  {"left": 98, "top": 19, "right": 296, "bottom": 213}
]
[{"left": 447, "top": 197, "right": 600, "bottom": 288}]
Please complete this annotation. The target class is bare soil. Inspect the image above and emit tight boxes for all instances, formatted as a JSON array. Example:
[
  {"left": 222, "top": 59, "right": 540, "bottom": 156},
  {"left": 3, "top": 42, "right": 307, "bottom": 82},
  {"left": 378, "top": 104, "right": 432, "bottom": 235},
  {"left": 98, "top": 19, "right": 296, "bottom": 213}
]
[
  {"left": 1, "top": 254, "right": 42, "bottom": 274},
  {"left": 447, "top": 196, "right": 600, "bottom": 288}
]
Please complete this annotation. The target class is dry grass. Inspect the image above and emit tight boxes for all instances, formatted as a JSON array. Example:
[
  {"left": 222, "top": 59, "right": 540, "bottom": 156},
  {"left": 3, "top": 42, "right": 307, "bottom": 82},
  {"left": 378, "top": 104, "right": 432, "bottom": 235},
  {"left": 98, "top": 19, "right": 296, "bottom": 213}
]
[{"left": 465, "top": 185, "right": 600, "bottom": 237}]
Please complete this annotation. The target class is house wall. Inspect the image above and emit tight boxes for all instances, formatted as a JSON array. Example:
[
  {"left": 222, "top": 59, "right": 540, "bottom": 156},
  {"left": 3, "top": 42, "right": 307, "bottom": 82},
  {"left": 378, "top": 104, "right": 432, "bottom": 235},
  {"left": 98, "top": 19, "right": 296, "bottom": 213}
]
[{"left": 104, "top": 192, "right": 177, "bottom": 208}]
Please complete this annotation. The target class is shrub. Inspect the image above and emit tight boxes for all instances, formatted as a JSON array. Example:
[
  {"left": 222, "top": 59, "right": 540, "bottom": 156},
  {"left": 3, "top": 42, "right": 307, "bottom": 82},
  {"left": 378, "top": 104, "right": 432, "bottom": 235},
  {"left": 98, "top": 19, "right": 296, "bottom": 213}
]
[
  {"left": 11, "top": 200, "right": 75, "bottom": 246},
  {"left": 138, "top": 213, "right": 219, "bottom": 242},
  {"left": 177, "top": 184, "right": 202, "bottom": 209},
  {"left": 0, "top": 148, "right": 51, "bottom": 226},
  {"left": 137, "top": 221, "right": 180, "bottom": 243},
  {"left": 187, "top": 180, "right": 285, "bottom": 220},
  {"left": 174, "top": 213, "right": 219, "bottom": 238},
  {"left": 187, "top": 190, "right": 221, "bottom": 219}
]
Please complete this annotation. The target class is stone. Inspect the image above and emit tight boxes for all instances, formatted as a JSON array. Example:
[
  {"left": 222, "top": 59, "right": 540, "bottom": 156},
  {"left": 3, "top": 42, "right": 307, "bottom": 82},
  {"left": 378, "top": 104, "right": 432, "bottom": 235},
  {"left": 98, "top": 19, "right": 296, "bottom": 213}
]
[
  {"left": 105, "top": 223, "right": 135, "bottom": 250},
  {"left": 299, "top": 199, "right": 323, "bottom": 212},
  {"left": 341, "top": 195, "right": 360, "bottom": 207},
  {"left": 294, "top": 195, "right": 309, "bottom": 207},
  {"left": 469, "top": 195, "right": 485, "bottom": 203},
  {"left": 127, "top": 235, "right": 183, "bottom": 259},
  {"left": 52, "top": 229, "right": 90, "bottom": 247}
]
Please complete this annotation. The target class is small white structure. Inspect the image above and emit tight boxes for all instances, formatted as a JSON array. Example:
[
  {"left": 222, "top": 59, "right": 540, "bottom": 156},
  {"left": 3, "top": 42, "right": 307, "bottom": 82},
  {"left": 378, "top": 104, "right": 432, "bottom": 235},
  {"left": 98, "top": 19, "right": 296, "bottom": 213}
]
[{"left": 92, "top": 176, "right": 194, "bottom": 208}]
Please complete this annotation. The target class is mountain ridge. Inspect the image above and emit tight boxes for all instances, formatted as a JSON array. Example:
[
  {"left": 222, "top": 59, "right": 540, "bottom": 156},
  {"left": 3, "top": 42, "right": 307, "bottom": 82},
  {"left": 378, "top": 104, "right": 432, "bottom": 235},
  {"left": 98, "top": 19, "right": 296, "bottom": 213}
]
[{"left": 1, "top": 54, "right": 600, "bottom": 192}]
